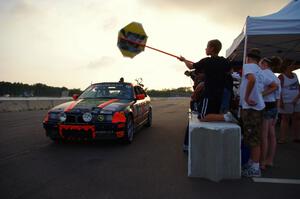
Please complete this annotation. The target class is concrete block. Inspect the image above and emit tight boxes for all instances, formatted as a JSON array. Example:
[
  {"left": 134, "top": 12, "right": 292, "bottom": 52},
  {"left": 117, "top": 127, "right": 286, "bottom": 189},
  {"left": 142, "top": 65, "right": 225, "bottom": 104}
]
[{"left": 188, "top": 113, "right": 241, "bottom": 182}]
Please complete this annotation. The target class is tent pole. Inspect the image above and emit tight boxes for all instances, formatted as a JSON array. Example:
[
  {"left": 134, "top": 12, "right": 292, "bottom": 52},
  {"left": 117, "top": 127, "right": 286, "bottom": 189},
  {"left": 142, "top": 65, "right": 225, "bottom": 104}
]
[
  {"left": 242, "top": 19, "right": 248, "bottom": 65},
  {"left": 243, "top": 35, "right": 248, "bottom": 64}
]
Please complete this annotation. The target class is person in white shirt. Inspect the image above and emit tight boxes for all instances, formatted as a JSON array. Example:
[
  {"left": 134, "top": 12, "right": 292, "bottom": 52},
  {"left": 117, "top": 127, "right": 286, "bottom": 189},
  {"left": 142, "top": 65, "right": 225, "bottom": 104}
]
[
  {"left": 278, "top": 59, "right": 300, "bottom": 143},
  {"left": 240, "top": 49, "right": 277, "bottom": 177},
  {"left": 258, "top": 57, "right": 281, "bottom": 169}
]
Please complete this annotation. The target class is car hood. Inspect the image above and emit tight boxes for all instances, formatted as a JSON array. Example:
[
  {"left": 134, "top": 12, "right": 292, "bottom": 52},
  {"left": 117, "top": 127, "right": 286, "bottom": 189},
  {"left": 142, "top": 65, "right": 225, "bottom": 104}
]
[{"left": 50, "top": 98, "right": 133, "bottom": 113}]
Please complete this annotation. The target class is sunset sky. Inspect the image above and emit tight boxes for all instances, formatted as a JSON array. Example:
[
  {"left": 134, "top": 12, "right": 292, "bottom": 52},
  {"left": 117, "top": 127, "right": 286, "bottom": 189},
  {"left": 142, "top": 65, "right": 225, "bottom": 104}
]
[{"left": 0, "top": 0, "right": 294, "bottom": 90}]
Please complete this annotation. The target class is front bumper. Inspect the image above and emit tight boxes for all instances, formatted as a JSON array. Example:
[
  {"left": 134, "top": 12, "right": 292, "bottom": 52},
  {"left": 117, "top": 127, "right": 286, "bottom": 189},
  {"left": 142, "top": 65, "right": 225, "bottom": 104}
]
[{"left": 44, "top": 122, "right": 126, "bottom": 140}]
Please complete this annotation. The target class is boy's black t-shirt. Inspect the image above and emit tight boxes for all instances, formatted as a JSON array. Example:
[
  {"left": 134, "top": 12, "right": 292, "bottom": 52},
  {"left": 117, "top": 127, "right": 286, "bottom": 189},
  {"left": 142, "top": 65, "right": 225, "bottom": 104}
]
[{"left": 193, "top": 56, "right": 231, "bottom": 99}]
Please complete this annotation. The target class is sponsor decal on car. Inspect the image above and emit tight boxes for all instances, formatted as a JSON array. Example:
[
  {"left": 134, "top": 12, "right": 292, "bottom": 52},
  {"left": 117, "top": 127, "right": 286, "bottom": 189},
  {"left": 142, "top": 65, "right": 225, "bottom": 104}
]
[
  {"left": 64, "top": 99, "right": 83, "bottom": 112},
  {"left": 98, "top": 99, "right": 119, "bottom": 108}
]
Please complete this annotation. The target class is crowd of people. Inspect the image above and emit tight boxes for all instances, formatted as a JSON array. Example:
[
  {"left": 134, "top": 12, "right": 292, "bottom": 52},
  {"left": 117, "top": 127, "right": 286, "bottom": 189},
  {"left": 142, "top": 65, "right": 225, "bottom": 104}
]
[{"left": 179, "top": 39, "right": 300, "bottom": 178}]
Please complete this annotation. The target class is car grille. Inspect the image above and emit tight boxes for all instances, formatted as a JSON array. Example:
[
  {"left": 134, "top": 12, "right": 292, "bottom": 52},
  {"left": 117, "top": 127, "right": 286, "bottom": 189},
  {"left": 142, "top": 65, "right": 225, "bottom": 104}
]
[{"left": 65, "top": 114, "right": 85, "bottom": 124}]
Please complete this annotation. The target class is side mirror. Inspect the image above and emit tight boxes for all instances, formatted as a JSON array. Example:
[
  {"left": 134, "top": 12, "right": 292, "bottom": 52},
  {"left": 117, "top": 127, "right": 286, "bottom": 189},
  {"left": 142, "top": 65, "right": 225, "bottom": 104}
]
[
  {"left": 72, "top": 94, "right": 79, "bottom": 100},
  {"left": 136, "top": 94, "right": 145, "bottom": 100}
]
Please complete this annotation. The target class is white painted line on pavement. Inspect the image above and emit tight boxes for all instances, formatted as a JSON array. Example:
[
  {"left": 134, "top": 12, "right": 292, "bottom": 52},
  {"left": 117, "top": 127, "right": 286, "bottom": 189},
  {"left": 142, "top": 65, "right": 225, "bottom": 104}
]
[{"left": 253, "top": 177, "right": 300, "bottom": 184}]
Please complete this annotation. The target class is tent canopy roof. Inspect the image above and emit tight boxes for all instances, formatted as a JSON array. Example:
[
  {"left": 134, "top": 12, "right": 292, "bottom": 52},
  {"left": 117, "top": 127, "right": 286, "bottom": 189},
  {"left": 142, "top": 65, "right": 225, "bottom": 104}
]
[{"left": 226, "top": 0, "right": 300, "bottom": 68}]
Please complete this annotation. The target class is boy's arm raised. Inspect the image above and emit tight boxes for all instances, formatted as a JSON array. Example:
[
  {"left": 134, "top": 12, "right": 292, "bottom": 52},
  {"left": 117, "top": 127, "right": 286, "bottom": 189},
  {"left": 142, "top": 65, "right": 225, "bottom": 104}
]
[{"left": 178, "top": 56, "right": 194, "bottom": 69}]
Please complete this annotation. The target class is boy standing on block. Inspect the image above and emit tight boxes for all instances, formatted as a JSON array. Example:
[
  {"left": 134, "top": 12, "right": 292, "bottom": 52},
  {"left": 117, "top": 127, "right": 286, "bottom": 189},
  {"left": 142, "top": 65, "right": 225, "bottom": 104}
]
[
  {"left": 179, "top": 39, "right": 232, "bottom": 151},
  {"left": 240, "top": 49, "right": 277, "bottom": 177},
  {"left": 179, "top": 39, "right": 231, "bottom": 119}
]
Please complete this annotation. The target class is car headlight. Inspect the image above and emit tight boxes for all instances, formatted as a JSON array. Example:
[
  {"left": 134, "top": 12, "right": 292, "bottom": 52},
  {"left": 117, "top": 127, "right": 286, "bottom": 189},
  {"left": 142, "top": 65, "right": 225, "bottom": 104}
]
[
  {"left": 82, "top": 112, "right": 93, "bottom": 122},
  {"left": 48, "top": 112, "right": 58, "bottom": 120},
  {"left": 59, "top": 112, "right": 67, "bottom": 122}
]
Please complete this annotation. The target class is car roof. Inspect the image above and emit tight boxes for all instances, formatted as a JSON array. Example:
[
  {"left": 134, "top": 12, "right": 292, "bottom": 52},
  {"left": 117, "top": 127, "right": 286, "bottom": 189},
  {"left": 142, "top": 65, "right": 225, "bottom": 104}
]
[{"left": 91, "top": 82, "right": 142, "bottom": 87}]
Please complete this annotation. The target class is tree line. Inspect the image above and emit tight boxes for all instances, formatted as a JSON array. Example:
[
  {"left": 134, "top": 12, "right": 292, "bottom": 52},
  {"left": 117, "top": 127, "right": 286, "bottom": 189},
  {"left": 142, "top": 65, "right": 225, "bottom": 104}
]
[
  {"left": 0, "top": 81, "right": 81, "bottom": 97},
  {"left": 0, "top": 81, "right": 192, "bottom": 97}
]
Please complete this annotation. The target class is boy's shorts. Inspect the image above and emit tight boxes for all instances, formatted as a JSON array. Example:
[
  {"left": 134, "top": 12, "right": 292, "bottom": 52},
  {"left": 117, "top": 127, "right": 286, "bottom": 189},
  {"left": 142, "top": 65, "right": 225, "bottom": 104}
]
[
  {"left": 241, "top": 109, "right": 263, "bottom": 147},
  {"left": 197, "top": 97, "right": 221, "bottom": 119},
  {"left": 279, "top": 103, "right": 300, "bottom": 114}
]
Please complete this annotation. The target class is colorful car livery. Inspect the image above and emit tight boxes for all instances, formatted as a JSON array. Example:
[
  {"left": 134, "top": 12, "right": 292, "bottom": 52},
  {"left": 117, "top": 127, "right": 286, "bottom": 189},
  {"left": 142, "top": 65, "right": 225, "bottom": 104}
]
[{"left": 43, "top": 82, "right": 152, "bottom": 143}]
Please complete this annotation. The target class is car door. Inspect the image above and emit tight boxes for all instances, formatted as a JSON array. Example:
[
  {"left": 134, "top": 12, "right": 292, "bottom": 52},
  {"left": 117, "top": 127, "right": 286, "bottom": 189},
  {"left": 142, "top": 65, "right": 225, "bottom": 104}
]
[
  {"left": 133, "top": 86, "right": 143, "bottom": 126},
  {"left": 138, "top": 86, "right": 150, "bottom": 123}
]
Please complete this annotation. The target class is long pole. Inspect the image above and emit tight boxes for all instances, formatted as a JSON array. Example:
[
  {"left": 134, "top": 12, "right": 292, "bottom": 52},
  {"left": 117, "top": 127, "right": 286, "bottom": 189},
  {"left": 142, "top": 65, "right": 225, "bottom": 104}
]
[
  {"left": 243, "top": 35, "right": 248, "bottom": 65},
  {"left": 242, "top": 22, "right": 248, "bottom": 65},
  {"left": 120, "top": 37, "right": 194, "bottom": 64}
]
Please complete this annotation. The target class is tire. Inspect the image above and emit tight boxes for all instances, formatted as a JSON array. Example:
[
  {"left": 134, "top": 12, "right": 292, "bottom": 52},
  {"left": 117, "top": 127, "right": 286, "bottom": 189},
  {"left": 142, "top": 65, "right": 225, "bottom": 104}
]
[
  {"left": 50, "top": 137, "right": 59, "bottom": 142},
  {"left": 123, "top": 115, "right": 134, "bottom": 144},
  {"left": 145, "top": 108, "right": 152, "bottom": 127},
  {"left": 50, "top": 137, "right": 63, "bottom": 144},
  {"left": 46, "top": 130, "right": 61, "bottom": 143}
]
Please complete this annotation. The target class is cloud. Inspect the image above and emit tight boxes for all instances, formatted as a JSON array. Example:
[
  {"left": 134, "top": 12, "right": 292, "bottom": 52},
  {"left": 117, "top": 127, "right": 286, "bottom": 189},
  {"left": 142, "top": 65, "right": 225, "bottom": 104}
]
[
  {"left": 2, "top": 0, "right": 42, "bottom": 18},
  {"left": 87, "top": 56, "right": 116, "bottom": 69},
  {"left": 140, "top": 0, "right": 290, "bottom": 26}
]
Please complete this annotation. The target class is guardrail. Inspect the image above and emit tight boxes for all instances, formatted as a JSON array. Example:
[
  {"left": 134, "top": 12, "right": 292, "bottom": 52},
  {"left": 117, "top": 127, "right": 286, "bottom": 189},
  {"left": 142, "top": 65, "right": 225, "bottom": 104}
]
[
  {"left": 0, "top": 97, "right": 72, "bottom": 112},
  {"left": 0, "top": 97, "right": 71, "bottom": 101},
  {"left": 0, "top": 97, "right": 189, "bottom": 112}
]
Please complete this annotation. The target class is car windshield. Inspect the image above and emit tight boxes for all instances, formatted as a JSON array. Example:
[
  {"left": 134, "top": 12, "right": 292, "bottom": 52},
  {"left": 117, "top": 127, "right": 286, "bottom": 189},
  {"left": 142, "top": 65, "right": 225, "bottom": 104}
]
[{"left": 79, "top": 83, "right": 134, "bottom": 100}]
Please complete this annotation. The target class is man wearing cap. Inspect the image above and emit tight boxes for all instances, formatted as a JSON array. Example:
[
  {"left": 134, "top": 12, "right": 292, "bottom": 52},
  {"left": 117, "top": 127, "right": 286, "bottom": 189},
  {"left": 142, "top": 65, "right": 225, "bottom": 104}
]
[{"left": 240, "top": 49, "right": 278, "bottom": 177}]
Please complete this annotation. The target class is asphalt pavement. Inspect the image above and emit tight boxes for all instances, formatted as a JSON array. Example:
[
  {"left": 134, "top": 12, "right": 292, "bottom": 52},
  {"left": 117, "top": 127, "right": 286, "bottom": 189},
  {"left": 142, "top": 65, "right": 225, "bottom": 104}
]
[{"left": 0, "top": 98, "right": 299, "bottom": 199}]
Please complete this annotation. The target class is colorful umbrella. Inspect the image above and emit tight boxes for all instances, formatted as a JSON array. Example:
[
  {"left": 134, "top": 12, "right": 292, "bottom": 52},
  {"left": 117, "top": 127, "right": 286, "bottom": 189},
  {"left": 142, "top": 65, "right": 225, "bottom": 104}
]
[{"left": 117, "top": 22, "right": 193, "bottom": 63}]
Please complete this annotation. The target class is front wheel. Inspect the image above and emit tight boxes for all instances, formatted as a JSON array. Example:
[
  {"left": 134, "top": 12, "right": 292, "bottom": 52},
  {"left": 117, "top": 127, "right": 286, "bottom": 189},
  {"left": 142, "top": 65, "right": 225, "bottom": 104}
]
[
  {"left": 145, "top": 108, "right": 152, "bottom": 127},
  {"left": 123, "top": 115, "right": 134, "bottom": 144}
]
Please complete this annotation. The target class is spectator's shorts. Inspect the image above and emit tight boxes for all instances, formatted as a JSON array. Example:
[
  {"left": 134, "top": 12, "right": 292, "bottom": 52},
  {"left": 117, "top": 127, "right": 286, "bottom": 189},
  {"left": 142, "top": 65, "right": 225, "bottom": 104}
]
[
  {"left": 197, "top": 97, "right": 221, "bottom": 119},
  {"left": 279, "top": 103, "right": 300, "bottom": 114},
  {"left": 263, "top": 107, "right": 278, "bottom": 120},
  {"left": 242, "top": 109, "right": 263, "bottom": 147}
]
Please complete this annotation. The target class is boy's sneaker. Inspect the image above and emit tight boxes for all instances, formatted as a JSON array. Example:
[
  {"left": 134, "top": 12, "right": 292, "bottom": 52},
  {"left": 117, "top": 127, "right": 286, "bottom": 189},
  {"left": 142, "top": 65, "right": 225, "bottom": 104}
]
[
  {"left": 242, "top": 166, "right": 261, "bottom": 177},
  {"left": 224, "top": 112, "right": 239, "bottom": 123}
]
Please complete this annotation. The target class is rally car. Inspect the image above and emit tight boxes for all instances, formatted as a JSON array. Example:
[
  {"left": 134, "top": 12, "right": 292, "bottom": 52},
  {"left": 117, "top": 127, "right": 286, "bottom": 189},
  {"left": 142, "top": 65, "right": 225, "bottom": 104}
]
[{"left": 43, "top": 82, "right": 152, "bottom": 143}]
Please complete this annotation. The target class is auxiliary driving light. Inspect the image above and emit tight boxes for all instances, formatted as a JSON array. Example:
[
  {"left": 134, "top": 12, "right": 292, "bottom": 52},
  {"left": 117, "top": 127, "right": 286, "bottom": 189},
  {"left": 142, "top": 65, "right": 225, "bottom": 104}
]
[{"left": 82, "top": 112, "right": 93, "bottom": 122}]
